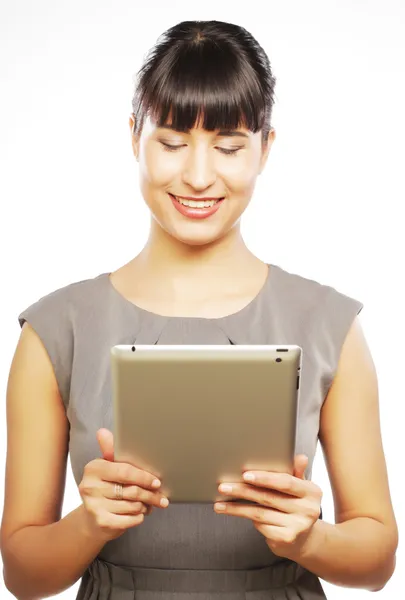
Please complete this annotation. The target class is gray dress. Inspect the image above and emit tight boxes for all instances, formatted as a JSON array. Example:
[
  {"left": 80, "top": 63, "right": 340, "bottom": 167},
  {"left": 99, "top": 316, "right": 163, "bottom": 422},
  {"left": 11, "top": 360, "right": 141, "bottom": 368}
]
[{"left": 18, "top": 263, "right": 363, "bottom": 600}]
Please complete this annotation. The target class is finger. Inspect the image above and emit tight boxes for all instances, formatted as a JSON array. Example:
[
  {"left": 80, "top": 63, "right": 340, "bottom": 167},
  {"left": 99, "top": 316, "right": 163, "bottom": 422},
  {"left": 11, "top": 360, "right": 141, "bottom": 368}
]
[
  {"left": 214, "top": 502, "right": 290, "bottom": 526},
  {"left": 97, "top": 428, "right": 115, "bottom": 462},
  {"left": 100, "top": 461, "right": 161, "bottom": 491},
  {"left": 102, "top": 481, "right": 169, "bottom": 509},
  {"left": 218, "top": 483, "right": 300, "bottom": 513},
  {"left": 293, "top": 455, "right": 308, "bottom": 480},
  {"left": 104, "top": 499, "right": 148, "bottom": 516},
  {"left": 97, "top": 511, "right": 145, "bottom": 531},
  {"left": 254, "top": 523, "right": 296, "bottom": 545},
  {"left": 242, "top": 471, "right": 306, "bottom": 498}
]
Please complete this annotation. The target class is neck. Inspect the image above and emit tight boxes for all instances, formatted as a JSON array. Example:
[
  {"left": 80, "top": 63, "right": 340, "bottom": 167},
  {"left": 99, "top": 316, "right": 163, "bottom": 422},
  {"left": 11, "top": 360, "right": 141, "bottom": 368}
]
[{"left": 134, "top": 218, "right": 259, "bottom": 281}]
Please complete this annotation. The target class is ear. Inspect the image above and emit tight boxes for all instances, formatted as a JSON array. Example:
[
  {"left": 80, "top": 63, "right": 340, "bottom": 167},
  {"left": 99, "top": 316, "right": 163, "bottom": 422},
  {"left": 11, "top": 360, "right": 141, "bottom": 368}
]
[
  {"left": 129, "top": 113, "right": 140, "bottom": 162},
  {"left": 258, "top": 128, "right": 276, "bottom": 175}
]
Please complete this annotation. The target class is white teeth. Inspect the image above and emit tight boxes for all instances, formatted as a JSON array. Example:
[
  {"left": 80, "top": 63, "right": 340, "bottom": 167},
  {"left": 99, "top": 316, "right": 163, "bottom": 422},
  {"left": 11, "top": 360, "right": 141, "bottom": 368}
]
[{"left": 174, "top": 196, "right": 219, "bottom": 208}]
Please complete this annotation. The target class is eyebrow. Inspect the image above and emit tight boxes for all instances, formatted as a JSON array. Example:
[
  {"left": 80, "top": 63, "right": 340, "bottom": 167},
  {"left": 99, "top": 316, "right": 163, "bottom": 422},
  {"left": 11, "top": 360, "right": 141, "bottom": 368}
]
[{"left": 157, "top": 125, "right": 249, "bottom": 139}]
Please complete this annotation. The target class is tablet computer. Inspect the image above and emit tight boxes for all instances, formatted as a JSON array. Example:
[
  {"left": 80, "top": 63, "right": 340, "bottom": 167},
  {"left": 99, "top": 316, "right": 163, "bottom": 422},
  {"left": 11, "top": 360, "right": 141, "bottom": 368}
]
[{"left": 111, "top": 344, "right": 302, "bottom": 504}]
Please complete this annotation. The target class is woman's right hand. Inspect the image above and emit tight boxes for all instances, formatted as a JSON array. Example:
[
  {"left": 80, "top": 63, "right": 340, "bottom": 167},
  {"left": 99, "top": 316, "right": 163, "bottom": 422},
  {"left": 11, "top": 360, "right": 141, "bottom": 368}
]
[{"left": 78, "top": 428, "right": 169, "bottom": 542}]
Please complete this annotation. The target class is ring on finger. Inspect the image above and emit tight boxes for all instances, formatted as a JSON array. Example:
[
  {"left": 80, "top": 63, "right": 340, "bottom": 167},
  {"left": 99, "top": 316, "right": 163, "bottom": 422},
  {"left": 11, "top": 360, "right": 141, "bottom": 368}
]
[{"left": 115, "top": 482, "right": 124, "bottom": 500}]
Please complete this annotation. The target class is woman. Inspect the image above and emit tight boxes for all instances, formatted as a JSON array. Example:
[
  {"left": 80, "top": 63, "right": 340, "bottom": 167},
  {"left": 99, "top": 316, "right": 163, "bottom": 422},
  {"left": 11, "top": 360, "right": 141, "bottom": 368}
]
[{"left": 1, "top": 19, "right": 398, "bottom": 600}]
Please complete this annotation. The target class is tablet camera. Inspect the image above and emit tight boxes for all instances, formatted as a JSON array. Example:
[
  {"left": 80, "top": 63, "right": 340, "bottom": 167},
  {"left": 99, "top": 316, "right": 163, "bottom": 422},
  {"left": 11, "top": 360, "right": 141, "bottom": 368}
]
[
  {"left": 276, "top": 358, "right": 282, "bottom": 363},
  {"left": 131, "top": 346, "right": 136, "bottom": 352}
]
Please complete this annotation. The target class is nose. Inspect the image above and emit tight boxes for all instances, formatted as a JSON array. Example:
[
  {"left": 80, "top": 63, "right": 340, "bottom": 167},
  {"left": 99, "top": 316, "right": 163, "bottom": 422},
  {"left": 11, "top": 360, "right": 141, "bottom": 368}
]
[{"left": 181, "top": 146, "right": 217, "bottom": 191}]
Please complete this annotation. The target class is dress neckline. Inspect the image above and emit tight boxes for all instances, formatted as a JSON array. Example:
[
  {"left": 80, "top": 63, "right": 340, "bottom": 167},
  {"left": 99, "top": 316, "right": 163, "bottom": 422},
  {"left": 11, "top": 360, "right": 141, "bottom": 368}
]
[{"left": 101, "top": 263, "right": 276, "bottom": 322}]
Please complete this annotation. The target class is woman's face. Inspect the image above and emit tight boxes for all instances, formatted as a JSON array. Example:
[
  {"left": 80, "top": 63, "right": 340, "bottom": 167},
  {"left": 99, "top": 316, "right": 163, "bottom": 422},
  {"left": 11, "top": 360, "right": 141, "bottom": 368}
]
[{"left": 130, "top": 112, "right": 275, "bottom": 246}]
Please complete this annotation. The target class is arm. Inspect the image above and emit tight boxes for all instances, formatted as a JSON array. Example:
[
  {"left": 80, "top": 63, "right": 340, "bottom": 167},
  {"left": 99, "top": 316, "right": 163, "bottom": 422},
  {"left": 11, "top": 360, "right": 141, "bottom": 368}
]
[
  {"left": 289, "top": 315, "right": 398, "bottom": 591},
  {"left": 1, "top": 323, "right": 108, "bottom": 600}
]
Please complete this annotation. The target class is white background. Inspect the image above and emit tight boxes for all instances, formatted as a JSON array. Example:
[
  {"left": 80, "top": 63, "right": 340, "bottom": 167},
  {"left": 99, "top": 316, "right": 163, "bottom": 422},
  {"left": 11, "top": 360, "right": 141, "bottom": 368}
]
[{"left": 0, "top": 0, "right": 403, "bottom": 598}]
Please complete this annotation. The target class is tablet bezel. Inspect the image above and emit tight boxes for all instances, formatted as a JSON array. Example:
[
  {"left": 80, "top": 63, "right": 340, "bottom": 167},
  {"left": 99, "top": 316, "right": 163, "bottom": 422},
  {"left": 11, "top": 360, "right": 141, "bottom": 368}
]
[{"left": 111, "top": 344, "right": 302, "bottom": 503}]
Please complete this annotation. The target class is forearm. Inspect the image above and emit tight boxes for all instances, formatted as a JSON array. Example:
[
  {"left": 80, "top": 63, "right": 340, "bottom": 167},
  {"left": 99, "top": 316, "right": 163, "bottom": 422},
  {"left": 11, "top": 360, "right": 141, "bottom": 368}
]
[
  {"left": 287, "top": 517, "right": 397, "bottom": 591},
  {"left": 3, "top": 504, "right": 108, "bottom": 600}
]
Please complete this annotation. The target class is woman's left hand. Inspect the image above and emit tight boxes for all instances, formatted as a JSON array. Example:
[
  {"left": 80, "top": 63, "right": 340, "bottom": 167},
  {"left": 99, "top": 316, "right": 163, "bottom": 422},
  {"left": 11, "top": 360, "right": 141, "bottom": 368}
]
[{"left": 214, "top": 455, "right": 323, "bottom": 560}]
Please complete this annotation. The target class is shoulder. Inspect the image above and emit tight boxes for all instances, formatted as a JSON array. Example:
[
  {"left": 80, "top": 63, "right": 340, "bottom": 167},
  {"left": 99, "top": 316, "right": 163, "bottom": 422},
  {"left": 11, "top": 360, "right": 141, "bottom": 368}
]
[
  {"left": 272, "top": 263, "right": 364, "bottom": 318},
  {"left": 17, "top": 272, "right": 107, "bottom": 329},
  {"left": 16, "top": 273, "right": 107, "bottom": 410},
  {"left": 272, "top": 264, "right": 364, "bottom": 393},
  {"left": 273, "top": 262, "right": 360, "bottom": 302}
]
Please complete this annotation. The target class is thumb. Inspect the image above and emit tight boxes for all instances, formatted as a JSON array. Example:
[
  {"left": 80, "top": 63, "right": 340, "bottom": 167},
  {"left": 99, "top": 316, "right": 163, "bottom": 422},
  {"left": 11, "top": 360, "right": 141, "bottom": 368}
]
[
  {"left": 293, "top": 454, "right": 308, "bottom": 480},
  {"left": 97, "top": 428, "right": 115, "bottom": 462}
]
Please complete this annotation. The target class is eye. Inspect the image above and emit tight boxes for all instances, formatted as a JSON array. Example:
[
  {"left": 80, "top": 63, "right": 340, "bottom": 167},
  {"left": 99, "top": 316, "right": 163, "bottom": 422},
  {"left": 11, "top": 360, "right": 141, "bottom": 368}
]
[
  {"left": 159, "top": 142, "right": 243, "bottom": 156},
  {"left": 160, "top": 142, "right": 183, "bottom": 152},
  {"left": 218, "top": 147, "right": 242, "bottom": 156}
]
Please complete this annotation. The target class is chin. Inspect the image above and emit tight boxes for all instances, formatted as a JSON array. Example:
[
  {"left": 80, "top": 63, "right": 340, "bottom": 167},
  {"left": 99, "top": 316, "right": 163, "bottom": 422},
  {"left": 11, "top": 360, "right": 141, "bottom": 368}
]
[
  {"left": 150, "top": 201, "right": 242, "bottom": 247},
  {"left": 167, "top": 226, "right": 228, "bottom": 247},
  {"left": 153, "top": 215, "right": 234, "bottom": 247}
]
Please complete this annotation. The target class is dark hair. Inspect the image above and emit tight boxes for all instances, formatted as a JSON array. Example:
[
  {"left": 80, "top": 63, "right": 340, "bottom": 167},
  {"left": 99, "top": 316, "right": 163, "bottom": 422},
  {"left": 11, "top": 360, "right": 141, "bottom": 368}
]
[{"left": 131, "top": 20, "right": 277, "bottom": 147}]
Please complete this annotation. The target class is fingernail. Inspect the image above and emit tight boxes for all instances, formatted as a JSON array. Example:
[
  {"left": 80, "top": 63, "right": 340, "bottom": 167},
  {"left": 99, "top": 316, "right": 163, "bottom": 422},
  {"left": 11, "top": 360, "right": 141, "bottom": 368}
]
[
  {"left": 215, "top": 503, "right": 226, "bottom": 511},
  {"left": 152, "top": 479, "right": 161, "bottom": 488},
  {"left": 219, "top": 484, "right": 233, "bottom": 492},
  {"left": 243, "top": 472, "right": 255, "bottom": 481},
  {"left": 160, "top": 497, "right": 169, "bottom": 507}
]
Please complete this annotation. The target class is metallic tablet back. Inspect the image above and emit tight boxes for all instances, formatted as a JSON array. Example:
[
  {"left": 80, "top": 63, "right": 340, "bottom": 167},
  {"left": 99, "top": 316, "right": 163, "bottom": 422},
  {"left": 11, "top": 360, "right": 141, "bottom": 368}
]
[{"left": 111, "top": 345, "right": 302, "bottom": 503}]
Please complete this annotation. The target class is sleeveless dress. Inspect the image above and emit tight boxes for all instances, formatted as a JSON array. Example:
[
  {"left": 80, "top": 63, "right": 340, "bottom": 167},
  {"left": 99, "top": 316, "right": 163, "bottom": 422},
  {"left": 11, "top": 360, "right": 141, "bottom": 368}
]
[{"left": 17, "top": 263, "right": 363, "bottom": 600}]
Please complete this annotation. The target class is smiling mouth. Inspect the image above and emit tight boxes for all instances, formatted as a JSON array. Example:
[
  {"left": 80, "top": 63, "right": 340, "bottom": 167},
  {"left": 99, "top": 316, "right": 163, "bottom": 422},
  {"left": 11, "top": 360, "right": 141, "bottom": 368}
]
[{"left": 169, "top": 194, "right": 224, "bottom": 208}]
